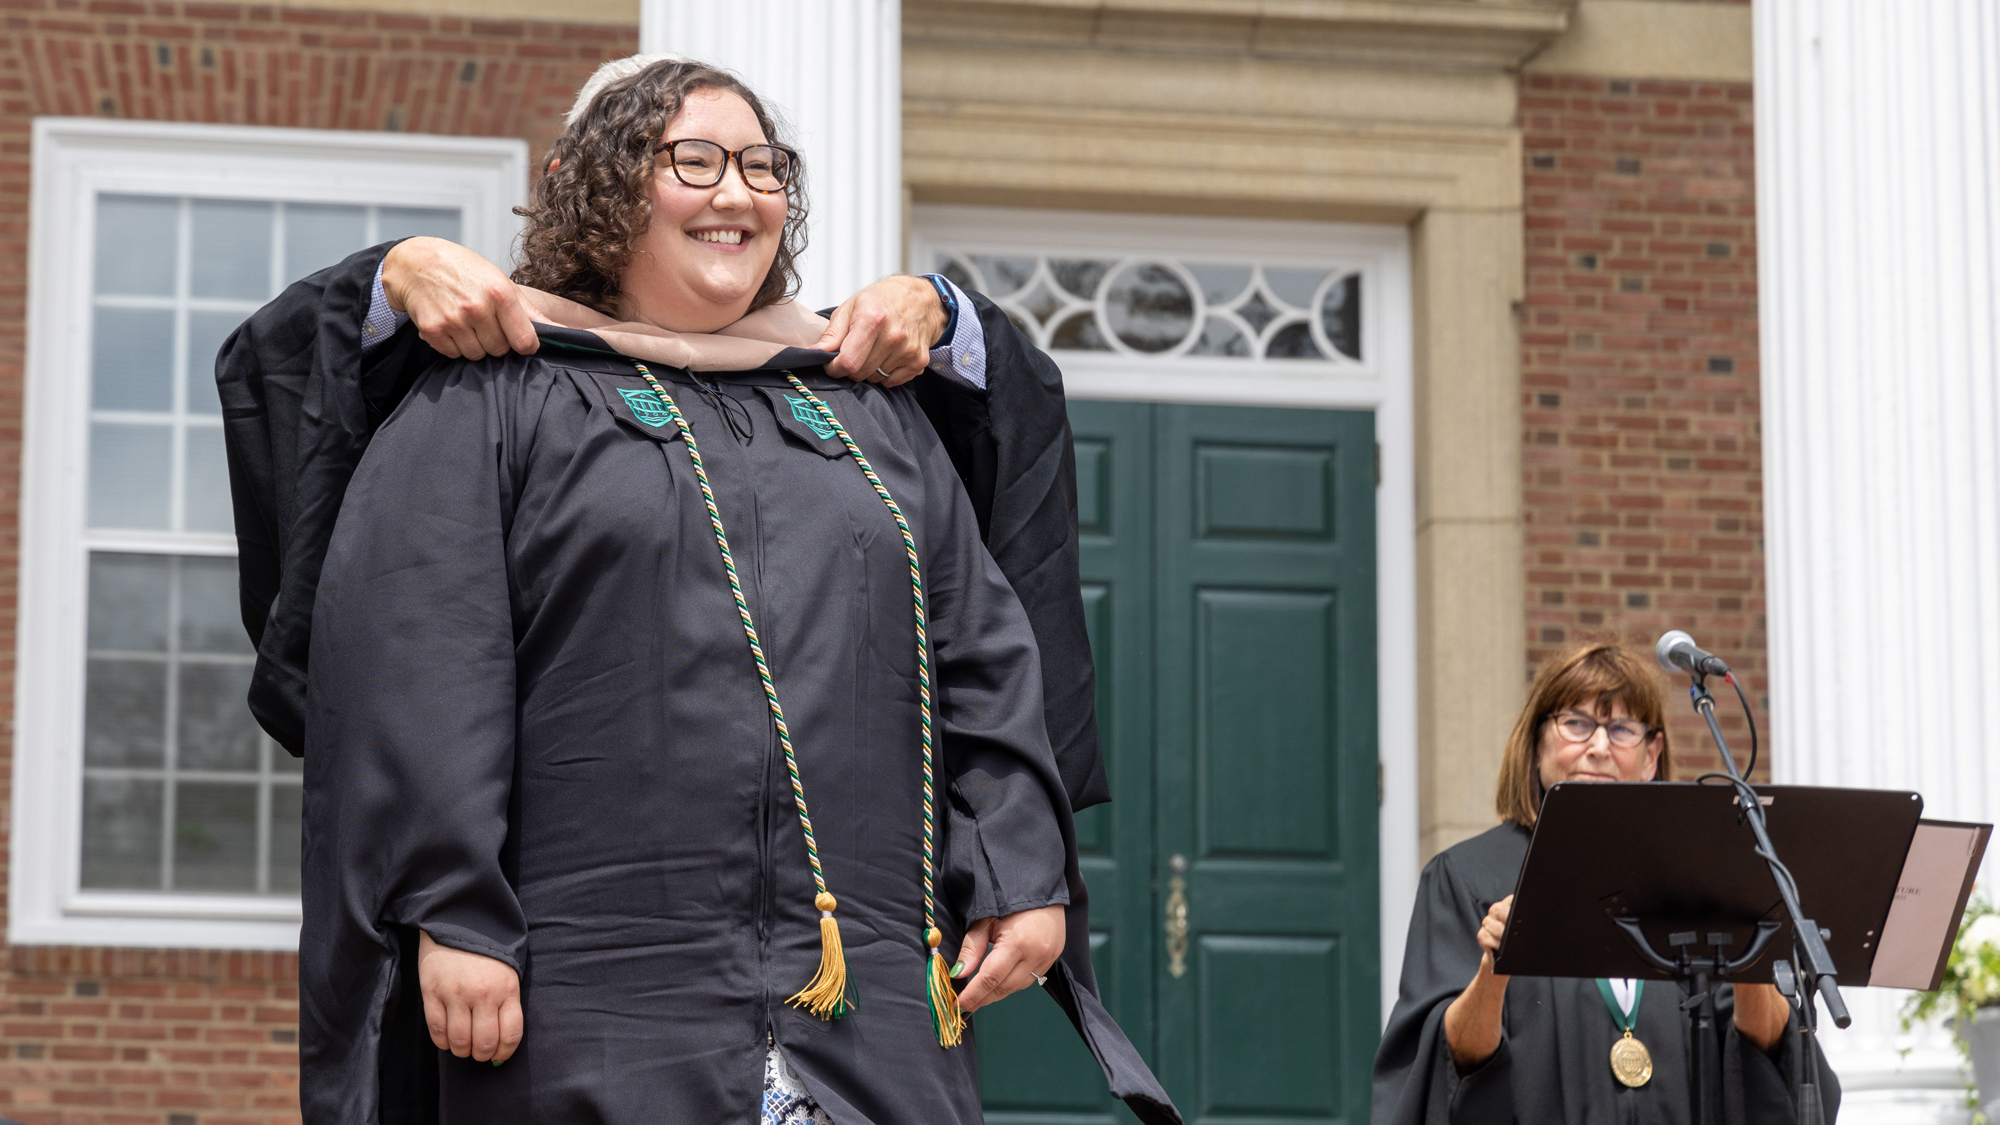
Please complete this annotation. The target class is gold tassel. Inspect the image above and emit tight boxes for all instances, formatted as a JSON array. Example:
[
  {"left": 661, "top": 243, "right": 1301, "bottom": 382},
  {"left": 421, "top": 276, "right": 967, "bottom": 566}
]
[
  {"left": 789, "top": 892, "right": 855, "bottom": 1019},
  {"left": 925, "top": 927, "right": 965, "bottom": 1048}
]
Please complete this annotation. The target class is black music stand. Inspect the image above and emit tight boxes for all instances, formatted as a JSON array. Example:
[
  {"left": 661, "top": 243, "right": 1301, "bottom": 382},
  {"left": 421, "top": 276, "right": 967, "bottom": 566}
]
[{"left": 1495, "top": 782, "right": 1928, "bottom": 1125}]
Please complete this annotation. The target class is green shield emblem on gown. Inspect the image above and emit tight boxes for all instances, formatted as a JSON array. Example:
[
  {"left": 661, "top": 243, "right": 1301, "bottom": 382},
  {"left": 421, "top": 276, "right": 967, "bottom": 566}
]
[
  {"left": 785, "top": 394, "right": 838, "bottom": 440},
  {"left": 618, "top": 387, "right": 673, "bottom": 428}
]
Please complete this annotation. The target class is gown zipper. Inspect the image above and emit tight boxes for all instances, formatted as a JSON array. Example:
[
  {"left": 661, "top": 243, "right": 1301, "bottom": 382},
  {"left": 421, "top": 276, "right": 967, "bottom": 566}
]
[{"left": 705, "top": 379, "right": 781, "bottom": 1059}]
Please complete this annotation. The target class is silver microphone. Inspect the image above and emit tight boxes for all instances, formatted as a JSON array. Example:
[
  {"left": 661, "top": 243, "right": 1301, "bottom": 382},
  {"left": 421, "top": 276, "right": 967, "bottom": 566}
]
[{"left": 1655, "top": 630, "right": 1731, "bottom": 677}]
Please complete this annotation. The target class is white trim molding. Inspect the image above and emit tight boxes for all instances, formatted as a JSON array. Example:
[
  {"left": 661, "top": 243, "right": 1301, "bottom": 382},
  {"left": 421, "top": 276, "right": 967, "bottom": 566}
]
[
  {"left": 11, "top": 118, "right": 527, "bottom": 951},
  {"left": 1757, "top": 1, "right": 2000, "bottom": 1118},
  {"left": 911, "top": 204, "right": 1418, "bottom": 1019}
]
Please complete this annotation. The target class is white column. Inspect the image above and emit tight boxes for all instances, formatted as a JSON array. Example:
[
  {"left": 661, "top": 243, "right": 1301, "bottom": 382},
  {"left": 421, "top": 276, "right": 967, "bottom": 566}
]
[
  {"left": 1758, "top": 1, "right": 2000, "bottom": 1120},
  {"left": 641, "top": 0, "right": 902, "bottom": 312}
]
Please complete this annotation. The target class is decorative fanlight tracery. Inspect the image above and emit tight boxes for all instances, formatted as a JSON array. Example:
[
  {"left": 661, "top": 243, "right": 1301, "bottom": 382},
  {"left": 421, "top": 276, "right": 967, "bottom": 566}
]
[{"left": 934, "top": 252, "right": 1363, "bottom": 366}]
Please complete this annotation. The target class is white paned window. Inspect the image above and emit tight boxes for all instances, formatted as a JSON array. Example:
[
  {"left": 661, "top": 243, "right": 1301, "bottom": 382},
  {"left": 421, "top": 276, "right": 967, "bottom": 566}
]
[
  {"left": 14, "top": 119, "right": 526, "bottom": 949},
  {"left": 911, "top": 205, "right": 1406, "bottom": 410},
  {"left": 84, "top": 197, "right": 459, "bottom": 900}
]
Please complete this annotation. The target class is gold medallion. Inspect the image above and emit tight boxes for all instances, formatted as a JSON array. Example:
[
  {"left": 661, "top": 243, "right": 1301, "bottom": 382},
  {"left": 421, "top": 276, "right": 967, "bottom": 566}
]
[{"left": 1609, "top": 1030, "right": 1654, "bottom": 1088}]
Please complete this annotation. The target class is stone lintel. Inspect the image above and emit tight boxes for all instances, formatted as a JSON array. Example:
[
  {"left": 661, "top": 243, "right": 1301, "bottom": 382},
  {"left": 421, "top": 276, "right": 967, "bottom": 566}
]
[{"left": 908, "top": 0, "right": 1575, "bottom": 72}]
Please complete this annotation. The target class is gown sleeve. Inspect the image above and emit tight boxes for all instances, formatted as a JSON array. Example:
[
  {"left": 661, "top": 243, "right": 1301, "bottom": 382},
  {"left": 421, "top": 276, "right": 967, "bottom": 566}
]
[
  {"left": 219, "top": 239, "right": 439, "bottom": 755},
  {"left": 904, "top": 393, "right": 1071, "bottom": 921},
  {"left": 912, "top": 291, "right": 1108, "bottom": 814},
  {"left": 1372, "top": 847, "right": 1511, "bottom": 1125},
  {"left": 299, "top": 355, "right": 545, "bottom": 1121},
  {"left": 1717, "top": 986, "right": 1843, "bottom": 1124},
  {"left": 896, "top": 393, "right": 1181, "bottom": 1125}
]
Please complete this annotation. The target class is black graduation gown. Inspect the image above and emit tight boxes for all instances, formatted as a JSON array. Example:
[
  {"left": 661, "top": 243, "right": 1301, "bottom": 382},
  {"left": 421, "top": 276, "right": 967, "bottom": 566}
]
[
  {"left": 1371, "top": 823, "right": 1841, "bottom": 1124},
  {"left": 307, "top": 345, "right": 1066, "bottom": 1123},
  {"left": 217, "top": 245, "right": 1172, "bottom": 1124},
  {"left": 215, "top": 242, "right": 1106, "bottom": 815}
]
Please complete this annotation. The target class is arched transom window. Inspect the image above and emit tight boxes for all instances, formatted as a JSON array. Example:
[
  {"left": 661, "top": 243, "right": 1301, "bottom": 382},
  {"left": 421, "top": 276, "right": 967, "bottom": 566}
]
[
  {"left": 936, "top": 253, "right": 1362, "bottom": 365},
  {"left": 913, "top": 206, "right": 1406, "bottom": 408}
]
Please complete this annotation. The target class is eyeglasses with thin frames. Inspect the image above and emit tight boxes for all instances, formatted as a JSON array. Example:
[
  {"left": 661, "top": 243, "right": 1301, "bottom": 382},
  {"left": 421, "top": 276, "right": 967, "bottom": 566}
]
[
  {"left": 1546, "top": 711, "right": 1654, "bottom": 749},
  {"left": 651, "top": 138, "right": 798, "bottom": 194}
]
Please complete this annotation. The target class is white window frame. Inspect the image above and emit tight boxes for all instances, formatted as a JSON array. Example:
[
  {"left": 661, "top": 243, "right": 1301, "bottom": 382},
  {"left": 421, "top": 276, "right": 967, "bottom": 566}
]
[
  {"left": 911, "top": 204, "right": 1419, "bottom": 1018},
  {"left": 11, "top": 118, "right": 527, "bottom": 950}
]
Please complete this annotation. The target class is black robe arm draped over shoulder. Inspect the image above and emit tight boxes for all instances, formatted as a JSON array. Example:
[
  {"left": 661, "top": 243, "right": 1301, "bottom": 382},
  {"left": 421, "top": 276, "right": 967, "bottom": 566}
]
[
  {"left": 216, "top": 244, "right": 1171, "bottom": 1125},
  {"left": 1372, "top": 823, "right": 1841, "bottom": 1125}
]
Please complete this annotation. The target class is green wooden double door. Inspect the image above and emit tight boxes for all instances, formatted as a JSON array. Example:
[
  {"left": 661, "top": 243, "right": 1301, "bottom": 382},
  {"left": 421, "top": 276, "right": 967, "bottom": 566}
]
[{"left": 976, "top": 401, "right": 1380, "bottom": 1125}]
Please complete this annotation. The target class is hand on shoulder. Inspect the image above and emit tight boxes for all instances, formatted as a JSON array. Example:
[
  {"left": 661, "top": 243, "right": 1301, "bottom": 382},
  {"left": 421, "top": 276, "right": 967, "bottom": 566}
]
[
  {"left": 814, "top": 275, "right": 949, "bottom": 387},
  {"left": 382, "top": 237, "right": 542, "bottom": 361}
]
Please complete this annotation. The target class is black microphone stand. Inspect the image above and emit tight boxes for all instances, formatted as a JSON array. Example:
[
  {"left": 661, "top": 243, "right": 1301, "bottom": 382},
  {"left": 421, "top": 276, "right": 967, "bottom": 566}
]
[{"left": 1678, "top": 671, "right": 1846, "bottom": 1125}]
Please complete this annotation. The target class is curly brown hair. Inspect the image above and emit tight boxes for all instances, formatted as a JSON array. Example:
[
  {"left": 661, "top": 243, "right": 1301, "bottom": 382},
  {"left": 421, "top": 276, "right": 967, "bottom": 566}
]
[{"left": 512, "top": 58, "right": 808, "bottom": 316}]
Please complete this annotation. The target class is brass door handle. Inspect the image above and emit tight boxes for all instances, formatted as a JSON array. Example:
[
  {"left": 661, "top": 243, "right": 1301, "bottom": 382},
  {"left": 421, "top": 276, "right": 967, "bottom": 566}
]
[{"left": 1165, "top": 853, "right": 1189, "bottom": 978}]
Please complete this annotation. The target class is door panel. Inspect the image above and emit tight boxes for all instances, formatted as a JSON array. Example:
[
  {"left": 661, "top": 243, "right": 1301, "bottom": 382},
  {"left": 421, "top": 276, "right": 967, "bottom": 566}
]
[
  {"left": 978, "top": 401, "right": 1375, "bottom": 1125},
  {"left": 1197, "top": 589, "right": 1339, "bottom": 860},
  {"left": 1155, "top": 405, "right": 1377, "bottom": 1125},
  {"left": 1193, "top": 445, "right": 1334, "bottom": 540},
  {"left": 1199, "top": 935, "right": 1345, "bottom": 1115}
]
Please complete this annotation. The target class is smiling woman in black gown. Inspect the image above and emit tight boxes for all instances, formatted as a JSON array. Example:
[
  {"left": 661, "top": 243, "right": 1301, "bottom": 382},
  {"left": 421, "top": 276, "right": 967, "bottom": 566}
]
[
  {"left": 1371, "top": 643, "right": 1839, "bottom": 1124},
  {"left": 284, "top": 57, "right": 1173, "bottom": 1125}
]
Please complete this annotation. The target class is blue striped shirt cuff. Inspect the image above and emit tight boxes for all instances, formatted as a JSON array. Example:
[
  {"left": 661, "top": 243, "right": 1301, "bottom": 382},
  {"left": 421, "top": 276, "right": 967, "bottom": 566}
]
[
  {"left": 361, "top": 255, "right": 409, "bottom": 352},
  {"left": 926, "top": 277, "right": 986, "bottom": 392}
]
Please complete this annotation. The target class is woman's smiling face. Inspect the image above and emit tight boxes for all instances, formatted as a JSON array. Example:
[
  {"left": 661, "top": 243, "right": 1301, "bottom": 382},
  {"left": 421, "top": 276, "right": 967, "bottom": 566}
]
[
  {"left": 618, "top": 87, "right": 789, "bottom": 332},
  {"left": 1535, "top": 693, "right": 1662, "bottom": 792}
]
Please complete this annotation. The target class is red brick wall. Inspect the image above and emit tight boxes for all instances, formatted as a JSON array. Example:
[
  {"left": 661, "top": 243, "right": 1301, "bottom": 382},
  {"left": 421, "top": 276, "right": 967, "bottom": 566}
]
[
  {"left": 0, "top": 5, "right": 635, "bottom": 1122},
  {"left": 3, "top": 950, "right": 299, "bottom": 1124},
  {"left": 1519, "top": 72, "right": 1764, "bottom": 779}
]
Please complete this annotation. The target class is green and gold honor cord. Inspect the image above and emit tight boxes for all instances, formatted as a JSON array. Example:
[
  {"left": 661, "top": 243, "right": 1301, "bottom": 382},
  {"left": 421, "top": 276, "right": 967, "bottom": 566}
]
[{"left": 633, "top": 365, "right": 962, "bottom": 1047}]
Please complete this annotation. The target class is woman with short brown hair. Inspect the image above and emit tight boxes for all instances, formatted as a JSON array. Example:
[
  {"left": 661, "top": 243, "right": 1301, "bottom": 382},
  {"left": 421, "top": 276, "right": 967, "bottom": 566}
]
[
  {"left": 1371, "top": 642, "right": 1837, "bottom": 1124},
  {"left": 1492, "top": 643, "right": 1673, "bottom": 828}
]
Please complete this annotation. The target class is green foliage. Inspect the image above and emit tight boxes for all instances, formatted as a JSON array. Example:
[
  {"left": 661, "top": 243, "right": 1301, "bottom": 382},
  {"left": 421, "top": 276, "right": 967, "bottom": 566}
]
[
  {"left": 1905, "top": 898, "right": 2000, "bottom": 1028},
  {"left": 1903, "top": 897, "right": 2000, "bottom": 1113}
]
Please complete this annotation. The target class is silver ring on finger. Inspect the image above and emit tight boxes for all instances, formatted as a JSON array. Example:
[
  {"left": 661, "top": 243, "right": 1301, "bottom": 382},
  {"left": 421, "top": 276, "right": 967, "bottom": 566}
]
[
  {"left": 1033, "top": 971, "right": 1048, "bottom": 987},
  {"left": 876, "top": 367, "right": 891, "bottom": 379}
]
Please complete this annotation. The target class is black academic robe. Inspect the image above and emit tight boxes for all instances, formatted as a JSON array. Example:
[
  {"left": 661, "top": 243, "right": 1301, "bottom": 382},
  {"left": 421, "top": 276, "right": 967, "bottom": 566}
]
[
  {"left": 217, "top": 246, "right": 1172, "bottom": 1124},
  {"left": 1372, "top": 823, "right": 1840, "bottom": 1125},
  {"left": 305, "top": 344, "right": 1086, "bottom": 1123},
  {"left": 215, "top": 242, "right": 1105, "bottom": 814}
]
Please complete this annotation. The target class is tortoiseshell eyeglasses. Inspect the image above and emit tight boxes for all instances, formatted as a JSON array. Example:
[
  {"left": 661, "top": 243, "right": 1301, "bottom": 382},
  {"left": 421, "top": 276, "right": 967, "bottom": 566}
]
[{"left": 651, "top": 139, "right": 798, "bottom": 194}]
